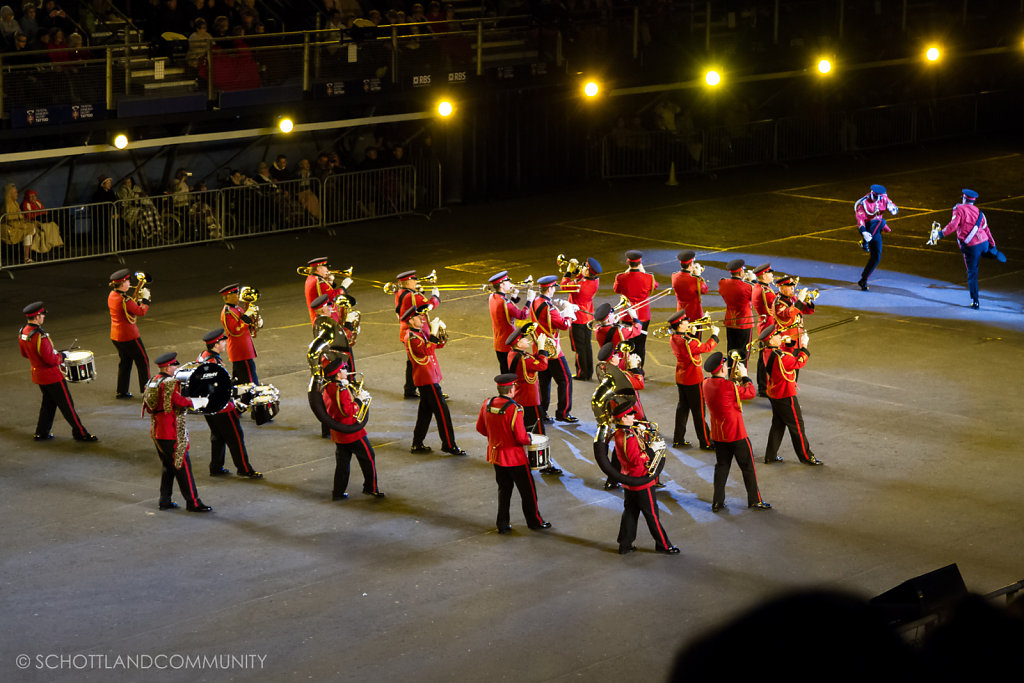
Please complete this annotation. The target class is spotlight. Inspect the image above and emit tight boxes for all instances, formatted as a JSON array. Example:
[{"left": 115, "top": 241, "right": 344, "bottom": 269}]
[
  {"left": 112, "top": 134, "right": 129, "bottom": 149},
  {"left": 437, "top": 100, "right": 454, "bottom": 117},
  {"left": 704, "top": 70, "right": 721, "bottom": 87},
  {"left": 817, "top": 58, "right": 832, "bottom": 74},
  {"left": 278, "top": 117, "right": 294, "bottom": 133},
  {"left": 925, "top": 46, "right": 941, "bottom": 62},
  {"left": 583, "top": 81, "right": 600, "bottom": 98}
]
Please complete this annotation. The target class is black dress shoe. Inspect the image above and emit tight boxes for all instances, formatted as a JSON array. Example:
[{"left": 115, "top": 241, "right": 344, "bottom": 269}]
[
  {"left": 34, "top": 433, "right": 54, "bottom": 441},
  {"left": 673, "top": 440, "right": 692, "bottom": 448},
  {"left": 657, "top": 546, "right": 681, "bottom": 554},
  {"left": 541, "top": 415, "right": 554, "bottom": 424},
  {"left": 186, "top": 504, "right": 213, "bottom": 512},
  {"left": 711, "top": 502, "right": 726, "bottom": 513},
  {"left": 158, "top": 501, "right": 179, "bottom": 510},
  {"left": 804, "top": 457, "right": 824, "bottom": 466},
  {"left": 210, "top": 467, "right": 231, "bottom": 476},
  {"left": 362, "top": 488, "right": 386, "bottom": 498},
  {"left": 73, "top": 433, "right": 99, "bottom": 442},
  {"left": 603, "top": 480, "right": 620, "bottom": 490},
  {"left": 763, "top": 454, "right": 783, "bottom": 464},
  {"left": 442, "top": 447, "right": 467, "bottom": 456},
  {"left": 409, "top": 444, "right": 432, "bottom": 454},
  {"left": 618, "top": 545, "right": 636, "bottom": 555},
  {"left": 115, "top": 392, "right": 133, "bottom": 399},
  {"left": 403, "top": 392, "right": 419, "bottom": 399},
  {"left": 757, "top": 390, "right": 769, "bottom": 398},
  {"left": 700, "top": 444, "right": 716, "bottom": 451},
  {"left": 528, "top": 522, "right": 552, "bottom": 530},
  {"left": 749, "top": 501, "right": 772, "bottom": 510},
  {"left": 497, "top": 525, "right": 512, "bottom": 534},
  {"left": 654, "top": 481, "right": 666, "bottom": 488},
  {"left": 540, "top": 465, "right": 563, "bottom": 475},
  {"left": 857, "top": 279, "right": 869, "bottom": 291},
  {"left": 556, "top": 414, "right": 579, "bottom": 423},
  {"left": 332, "top": 492, "right": 349, "bottom": 501},
  {"left": 971, "top": 300, "right": 980, "bottom": 310},
  {"left": 242, "top": 471, "right": 263, "bottom": 479}
]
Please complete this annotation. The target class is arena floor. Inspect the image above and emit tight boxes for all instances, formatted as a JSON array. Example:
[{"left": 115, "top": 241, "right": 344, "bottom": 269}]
[{"left": 2, "top": 138, "right": 1023, "bottom": 682}]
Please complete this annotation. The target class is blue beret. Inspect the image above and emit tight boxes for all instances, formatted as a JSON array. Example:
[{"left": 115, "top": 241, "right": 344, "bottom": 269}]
[
  {"left": 488, "top": 270, "right": 510, "bottom": 284},
  {"left": 962, "top": 188, "right": 978, "bottom": 200},
  {"left": 587, "top": 257, "right": 602, "bottom": 274},
  {"left": 870, "top": 184, "right": 887, "bottom": 195},
  {"left": 536, "top": 275, "right": 559, "bottom": 287}
]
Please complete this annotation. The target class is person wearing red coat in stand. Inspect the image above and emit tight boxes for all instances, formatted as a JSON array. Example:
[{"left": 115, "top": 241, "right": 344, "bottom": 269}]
[
  {"left": 561, "top": 257, "right": 602, "bottom": 381},
  {"left": 613, "top": 250, "right": 659, "bottom": 365},
  {"left": 322, "top": 355, "right": 383, "bottom": 501},
  {"left": 760, "top": 325, "right": 822, "bottom": 466},
  {"left": 197, "top": 329, "right": 262, "bottom": 479},
  {"left": 702, "top": 351, "right": 771, "bottom": 513},
  {"left": 750, "top": 263, "right": 776, "bottom": 397},
  {"left": 18, "top": 301, "right": 97, "bottom": 442},
  {"left": 475, "top": 373, "right": 551, "bottom": 534},
  {"left": 404, "top": 303, "right": 465, "bottom": 456},
  {"left": 531, "top": 275, "right": 577, "bottom": 423},
  {"left": 667, "top": 310, "right": 718, "bottom": 450},
  {"left": 671, "top": 250, "right": 709, "bottom": 321},
  {"left": 718, "top": 258, "right": 756, "bottom": 362},
  {"left": 487, "top": 270, "right": 532, "bottom": 374},
  {"left": 142, "top": 352, "right": 211, "bottom": 512},
  {"left": 592, "top": 302, "right": 643, "bottom": 350},
  {"left": 303, "top": 256, "right": 353, "bottom": 325},
  {"left": 610, "top": 397, "right": 679, "bottom": 555},
  {"left": 394, "top": 270, "right": 441, "bottom": 399},
  {"left": 219, "top": 283, "right": 259, "bottom": 386},
  {"left": 108, "top": 269, "right": 151, "bottom": 399}
]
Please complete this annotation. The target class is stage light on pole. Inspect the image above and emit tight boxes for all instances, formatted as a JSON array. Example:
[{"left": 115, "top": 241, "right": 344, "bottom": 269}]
[
  {"left": 817, "top": 58, "right": 832, "bottom": 74},
  {"left": 583, "top": 80, "right": 600, "bottom": 98},
  {"left": 437, "top": 100, "right": 454, "bottom": 117},
  {"left": 704, "top": 70, "right": 721, "bottom": 87},
  {"left": 112, "top": 133, "right": 129, "bottom": 149},
  {"left": 278, "top": 117, "right": 294, "bottom": 133},
  {"left": 925, "top": 45, "right": 941, "bottom": 62}
]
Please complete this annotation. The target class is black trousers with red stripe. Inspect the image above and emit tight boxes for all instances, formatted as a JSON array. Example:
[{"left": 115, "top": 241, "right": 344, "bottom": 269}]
[
  {"left": 674, "top": 382, "right": 711, "bottom": 448},
  {"left": 231, "top": 358, "right": 259, "bottom": 386},
  {"left": 494, "top": 463, "right": 546, "bottom": 529},
  {"left": 618, "top": 486, "right": 673, "bottom": 551},
  {"left": 725, "top": 327, "right": 753, "bottom": 362},
  {"left": 154, "top": 439, "right": 203, "bottom": 509},
  {"left": 35, "top": 380, "right": 90, "bottom": 439},
  {"left": 713, "top": 438, "right": 763, "bottom": 507},
  {"left": 539, "top": 354, "right": 573, "bottom": 419},
  {"left": 334, "top": 437, "right": 379, "bottom": 496},
  {"left": 495, "top": 350, "right": 511, "bottom": 374},
  {"left": 112, "top": 337, "right": 150, "bottom": 394},
  {"left": 522, "top": 405, "right": 545, "bottom": 435},
  {"left": 569, "top": 323, "right": 593, "bottom": 380},
  {"left": 413, "top": 382, "right": 457, "bottom": 450},
  {"left": 766, "top": 395, "right": 815, "bottom": 462},
  {"left": 633, "top": 320, "right": 651, "bottom": 366},
  {"left": 204, "top": 409, "right": 255, "bottom": 475}
]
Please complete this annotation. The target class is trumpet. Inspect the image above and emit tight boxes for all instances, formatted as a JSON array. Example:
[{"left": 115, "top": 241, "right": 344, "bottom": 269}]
[
  {"left": 131, "top": 271, "right": 152, "bottom": 304},
  {"left": 556, "top": 253, "right": 582, "bottom": 278},
  {"left": 429, "top": 317, "right": 449, "bottom": 344},
  {"left": 741, "top": 269, "right": 758, "bottom": 283},
  {"left": 728, "top": 350, "right": 747, "bottom": 382},
  {"left": 239, "top": 285, "right": 263, "bottom": 337},
  {"left": 296, "top": 265, "right": 353, "bottom": 279},
  {"left": 797, "top": 287, "right": 820, "bottom": 303},
  {"left": 690, "top": 262, "right": 705, "bottom": 277}
]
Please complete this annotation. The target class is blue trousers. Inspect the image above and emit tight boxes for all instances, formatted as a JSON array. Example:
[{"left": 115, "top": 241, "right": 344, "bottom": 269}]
[
  {"left": 860, "top": 219, "right": 884, "bottom": 282},
  {"left": 961, "top": 241, "right": 989, "bottom": 303}
]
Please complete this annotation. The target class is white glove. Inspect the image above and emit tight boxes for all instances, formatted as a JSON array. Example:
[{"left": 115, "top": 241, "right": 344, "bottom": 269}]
[
  {"left": 733, "top": 361, "right": 747, "bottom": 378},
  {"left": 536, "top": 332, "right": 550, "bottom": 350},
  {"left": 798, "top": 288, "right": 809, "bottom": 303},
  {"left": 430, "top": 287, "right": 440, "bottom": 299},
  {"left": 710, "top": 324, "right": 720, "bottom": 337},
  {"left": 139, "top": 287, "right": 151, "bottom": 302},
  {"left": 340, "top": 277, "right": 353, "bottom": 289},
  {"left": 429, "top": 317, "right": 442, "bottom": 336},
  {"left": 627, "top": 353, "right": 641, "bottom": 370},
  {"left": 190, "top": 397, "right": 209, "bottom": 409},
  {"left": 327, "top": 274, "right": 335, "bottom": 285},
  {"left": 510, "top": 287, "right": 520, "bottom": 300},
  {"left": 800, "top": 333, "right": 809, "bottom": 347},
  {"left": 890, "top": 205, "right": 899, "bottom": 215},
  {"left": 860, "top": 231, "right": 872, "bottom": 242},
  {"left": 526, "top": 289, "right": 537, "bottom": 303}
]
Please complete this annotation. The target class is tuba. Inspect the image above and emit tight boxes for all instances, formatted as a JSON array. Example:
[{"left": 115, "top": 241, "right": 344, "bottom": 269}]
[
  {"left": 239, "top": 285, "right": 263, "bottom": 337},
  {"left": 306, "top": 316, "right": 371, "bottom": 434}
]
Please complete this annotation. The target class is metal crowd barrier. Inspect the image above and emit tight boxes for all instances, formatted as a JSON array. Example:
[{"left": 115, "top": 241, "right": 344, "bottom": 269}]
[{"left": 1, "top": 166, "right": 418, "bottom": 273}]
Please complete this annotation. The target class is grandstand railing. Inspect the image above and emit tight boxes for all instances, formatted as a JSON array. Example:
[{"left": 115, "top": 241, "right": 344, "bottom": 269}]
[
  {"left": 597, "top": 93, "right": 994, "bottom": 180},
  {"left": 0, "top": 165, "right": 421, "bottom": 273}
]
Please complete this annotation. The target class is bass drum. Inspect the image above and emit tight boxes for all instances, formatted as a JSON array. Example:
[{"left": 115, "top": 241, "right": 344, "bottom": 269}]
[{"left": 173, "top": 362, "right": 232, "bottom": 414}]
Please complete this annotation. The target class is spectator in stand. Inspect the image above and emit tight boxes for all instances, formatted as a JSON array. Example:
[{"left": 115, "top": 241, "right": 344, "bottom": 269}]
[
  {"left": 196, "top": 0, "right": 219, "bottom": 26},
  {"left": 91, "top": 175, "right": 119, "bottom": 253},
  {"left": 211, "top": 14, "right": 229, "bottom": 38},
  {"left": 116, "top": 177, "right": 163, "bottom": 245},
  {"left": 239, "top": 7, "right": 258, "bottom": 34},
  {"left": 156, "top": 0, "right": 192, "bottom": 37},
  {"left": 425, "top": 1, "right": 443, "bottom": 23},
  {"left": 269, "top": 154, "right": 294, "bottom": 182},
  {"left": 296, "top": 158, "right": 321, "bottom": 220},
  {"left": 18, "top": 2, "right": 38, "bottom": 40},
  {"left": 39, "top": 1, "right": 72, "bottom": 34},
  {"left": 219, "top": 0, "right": 242, "bottom": 27},
  {"left": 19, "top": 189, "right": 63, "bottom": 254},
  {"left": 31, "top": 26, "right": 49, "bottom": 50},
  {"left": 2, "top": 182, "right": 35, "bottom": 262},
  {"left": 7, "top": 29, "right": 31, "bottom": 59},
  {"left": 186, "top": 16, "right": 211, "bottom": 67},
  {"left": 360, "top": 146, "right": 383, "bottom": 171},
  {"left": 1, "top": 5, "right": 20, "bottom": 47},
  {"left": 220, "top": 168, "right": 259, "bottom": 231},
  {"left": 439, "top": 3, "right": 470, "bottom": 67},
  {"left": 313, "top": 153, "right": 333, "bottom": 183},
  {"left": 46, "top": 26, "right": 70, "bottom": 64}
]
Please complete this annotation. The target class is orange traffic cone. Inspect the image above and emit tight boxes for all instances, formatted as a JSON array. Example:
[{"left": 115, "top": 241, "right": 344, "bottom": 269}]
[{"left": 665, "top": 162, "right": 679, "bottom": 187}]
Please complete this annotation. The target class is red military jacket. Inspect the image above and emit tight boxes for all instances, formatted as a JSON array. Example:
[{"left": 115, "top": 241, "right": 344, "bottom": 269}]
[
  {"left": 323, "top": 379, "right": 368, "bottom": 444},
  {"left": 19, "top": 323, "right": 65, "bottom": 385},
  {"left": 221, "top": 303, "right": 256, "bottom": 361},
  {"left": 702, "top": 376, "right": 756, "bottom": 442},
  {"left": 406, "top": 328, "right": 444, "bottom": 386},
  {"left": 613, "top": 270, "right": 659, "bottom": 322},
  {"left": 562, "top": 275, "right": 599, "bottom": 324},
  {"left": 395, "top": 287, "right": 440, "bottom": 343},
  {"left": 305, "top": 274, "right": 345, "bottom": 325},
  {"left": 763, "top": 346, "right": 809, "bottom": 399},
  {"left": 143, "top": 374, "right": 193, "bottom": 441},
  {"left": 751, "top": 283, "right": 776, "bottom": 333},
  {"left": 670, "top": 333, "right": 718, "bottom": 385},
  {"left": 671, "top": 270, "right": 708, "bottom": 320},
  {"left": 489, "top": 292, "right": 528, "bottom": 352},
  {"left": 508, "top": 349, "right": 548, "bottom": 407},
  {"left": 718, "top": 276, "right": 754, "bottom": 330},
  {"left": 108, "top": 290, "right": 148, "bottom": 342},
  {"left": 595, "top": 319, "right": 643, "bottom": 349},
  {"left": 530, "top": 295, "right": 571, "bottom": 358},
  {"left": 475, "top": 394, "right": 531, "bottom": 467},
  {"left": 613, "top": 427, "right": 654, "bottom": 491},
  {"left": 772, "top": 295, "right": 814, "bottom": 345},
  {"left": 196, "top": 349, "right": 237, "bottom": 414}
]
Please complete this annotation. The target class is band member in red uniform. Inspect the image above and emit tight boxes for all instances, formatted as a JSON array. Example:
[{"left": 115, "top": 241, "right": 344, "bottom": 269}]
[
  {"left": 771, "top": 275, "right": 815, "bottom": 351},
  {"left": 142, "top": 352, "right": 211, "bottom": 512},
  {"left": 592, "top": 302, "right": 643, "bottom": 350},
  {"left": 671, "top": 251, "right": 709, "bottom": 321},
  {"left": 718, "top": 259, "right": 755, "bottom": 361},
  {"left": 488, "top": 270, "right": 532, "bottom": 374},
  {"left": 506, "top": 324, "right": 562, "bottom": 475},
  {"left": 322, "top": 355, "right": 383, "bottom": 500},
  {"left": 596, "top": 341, "right": 647, "bottom": 420},
  {"left": 667, "top": 310, "right": 718, "bottom": 450},
  {"left": 19, "top": 301, "right": 98, "bottom": 442},
  {"left": 931, "top": 188, "right": 1007, "bottom": 309},
  {"left": 304, "top": 256, "right": 353, "bottom": 325},
  {"left": 531, "top": 275, "right": 577, "bottom": 423},
  {"left": 610, "top": 397, "right": 679, "bottom": 555},
  {"left": 219, "top": 283, "right": 259, "bottom": 385},
  {"left": 760, "top": 325, "right": 822, "bottom": 466},
  {"left": 613, "top": 250, "right": 659, "bottom": 365},
  {"left": 394, "top": 270, "right": 440, "bottom": 399},
  {"left": 197, "top": 329, "right": 262, "bottom": 479},
  {"left": 404, "top": 303, "right": 465, "bottom": 455},
  {"left": 750, "top": 263, "right": 776, "bottom": 396},
  {"left": 476, "top": 373, "right": 551, "bottom": 534},
  {"left": 561, "top": 257, "right": 601, "bottom": 380},
  {"left": 701, "top": 352, "right": 770, "bottom": 512},
  {"left": 108, "top": 269, "right": 151, "bottom": 399}
]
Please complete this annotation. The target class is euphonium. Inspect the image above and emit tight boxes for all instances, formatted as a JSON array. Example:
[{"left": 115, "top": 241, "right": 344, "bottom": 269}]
[{"left": 728, "top": 350, "right": 746, "bottom": 382}]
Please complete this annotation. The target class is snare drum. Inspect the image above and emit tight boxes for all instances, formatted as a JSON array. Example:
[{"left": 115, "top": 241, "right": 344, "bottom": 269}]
[
  {"left": 249, "top": 384, "right": 281, "bottom": 425},
  {"left": 527, "top": 433, "right": 550, "bottom": 470},
  {"left": 61, "top": 350, "right": 96, "bottom": 383}
]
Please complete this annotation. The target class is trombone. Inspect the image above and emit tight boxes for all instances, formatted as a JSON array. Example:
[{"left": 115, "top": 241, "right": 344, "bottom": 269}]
[
  {"left": 650, "top": 315, "right": 713, "bottom": 338},
  {"left": 296, "top": 264, "right": 353, "bottom": 279},
  {"left": 381, "top": 269, "right": 481, "bottom": 295}
]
